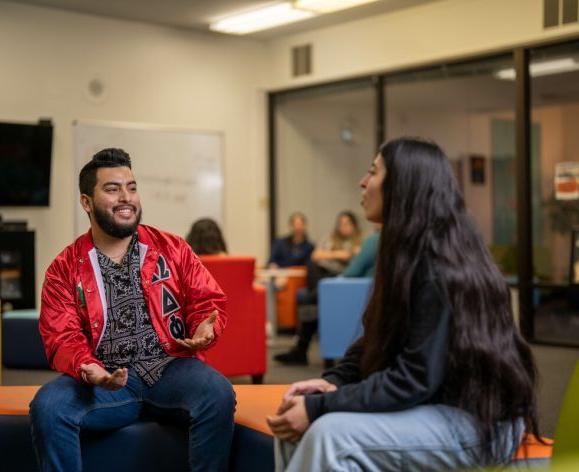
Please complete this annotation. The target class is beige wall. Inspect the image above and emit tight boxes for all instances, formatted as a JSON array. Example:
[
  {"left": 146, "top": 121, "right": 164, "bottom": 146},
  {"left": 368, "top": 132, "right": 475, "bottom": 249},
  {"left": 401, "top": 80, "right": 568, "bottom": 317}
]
[
  {"left": 0, "top": 2, "right": 269, "bottom": 305},
  {"left": 275, "top": 88, "right": 374, "bottom": 242},
  {"left": 3, "top": 0, "right": 579, "bottom": 307},
  {"left": 268, "top": 0, "right": 579, "bottom": 89}
]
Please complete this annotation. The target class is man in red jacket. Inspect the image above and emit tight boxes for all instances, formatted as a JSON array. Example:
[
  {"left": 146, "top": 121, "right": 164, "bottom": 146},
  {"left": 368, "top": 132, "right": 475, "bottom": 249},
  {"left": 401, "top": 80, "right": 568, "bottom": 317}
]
[{"left": 29, "top": 148, "right": 234, "bottom": 472}]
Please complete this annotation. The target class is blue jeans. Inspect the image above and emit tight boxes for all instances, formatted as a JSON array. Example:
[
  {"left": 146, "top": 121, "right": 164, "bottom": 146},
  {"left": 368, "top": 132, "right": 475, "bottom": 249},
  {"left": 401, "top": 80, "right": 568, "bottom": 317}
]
[
  {"left": 275, "top": 404, "right": 524, "bottom": 471},
  {"left": 29, "top": 358, "right": 235, "bottom": 472}
]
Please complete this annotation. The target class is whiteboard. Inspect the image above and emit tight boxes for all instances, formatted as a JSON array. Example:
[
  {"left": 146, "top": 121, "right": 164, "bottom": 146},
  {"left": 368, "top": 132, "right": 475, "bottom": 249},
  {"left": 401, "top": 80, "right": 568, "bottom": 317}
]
[{"left": 73, "top": 120, "right": 223, "bottom": 239}]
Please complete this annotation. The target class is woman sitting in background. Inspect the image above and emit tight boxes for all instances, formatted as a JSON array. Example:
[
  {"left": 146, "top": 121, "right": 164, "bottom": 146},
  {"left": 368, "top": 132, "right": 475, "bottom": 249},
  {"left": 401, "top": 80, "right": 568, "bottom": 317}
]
[
  {"left": 186, "top": 218, "right": 227, "bottom": 256},
  {"left": 269, "top": 212, "right": 314, "bottom": 268},
  {"left": 341, "top": 223, "right": 381, "bottom": 278},
  {"left": 268, "top": 137, "right": 540, "bottom": 471},
  {"left": 274, "top": 211, "right": 362, "bottom": 365},
  {"left": 310, "top": 210, "right": 362, "bottom": 278}
]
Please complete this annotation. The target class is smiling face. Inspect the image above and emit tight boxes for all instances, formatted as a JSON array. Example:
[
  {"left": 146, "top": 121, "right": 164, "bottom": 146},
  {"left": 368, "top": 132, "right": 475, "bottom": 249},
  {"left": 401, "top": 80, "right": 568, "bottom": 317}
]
[
  {"left": 360, "top": 154, "right": 387, "bottom": 223},
  {"left": 81, "top": 166, "right": 142, "bottom": 239}
]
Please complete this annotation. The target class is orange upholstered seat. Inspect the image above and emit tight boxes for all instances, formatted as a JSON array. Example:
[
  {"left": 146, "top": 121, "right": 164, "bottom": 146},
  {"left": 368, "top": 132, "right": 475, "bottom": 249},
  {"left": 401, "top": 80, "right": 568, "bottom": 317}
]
[
  {"left": 275, "top": 266, "right": 306, "bottom": 329},
  {"left": 0, "top": 384, "right": 553, "bottom": 463},
  {"left": 0, "top": 385, "right": 286, "bottom": 436},
  {"left": 513, "top": 434, "right": 553, "bottom": 461}
]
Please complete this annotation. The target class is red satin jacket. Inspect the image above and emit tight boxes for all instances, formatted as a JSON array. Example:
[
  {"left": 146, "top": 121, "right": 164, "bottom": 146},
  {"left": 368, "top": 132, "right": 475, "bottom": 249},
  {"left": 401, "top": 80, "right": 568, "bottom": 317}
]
[{"left": 39, "top": 224, "right": 227, "bottom": 381}]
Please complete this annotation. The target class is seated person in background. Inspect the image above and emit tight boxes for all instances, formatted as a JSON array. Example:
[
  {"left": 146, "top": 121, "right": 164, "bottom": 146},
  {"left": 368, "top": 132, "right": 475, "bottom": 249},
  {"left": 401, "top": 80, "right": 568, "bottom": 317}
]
[
  {"left": 274, "top": 210, "right": 362, "bottom": 365},
  {"left": 310, "top": 210, "right": 362, "bottom": 278},
  {"left": 268, "top": 137, "right": 540, "bottom": 472},
  {"left": 269, "top": 212, "right": 314, "bottom": 268},
  {"left": 341, "top": 224, "right": 381, "bottom": 278},
  {"left": 186, "top": 217, "right": 227, "bottom": 255},
  {"left": 30, "top": 149, "right": 234, "bottom": 472}
]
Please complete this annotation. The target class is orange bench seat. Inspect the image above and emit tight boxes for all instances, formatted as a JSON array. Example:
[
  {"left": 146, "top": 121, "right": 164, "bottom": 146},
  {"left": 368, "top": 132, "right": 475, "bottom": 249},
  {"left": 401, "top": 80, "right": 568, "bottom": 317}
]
[
  {"left": 0, "top": 385, "right": 552, "bottom": 467},
  {"left": 0, "top": 384, "right": 286, "bottom": 435}
]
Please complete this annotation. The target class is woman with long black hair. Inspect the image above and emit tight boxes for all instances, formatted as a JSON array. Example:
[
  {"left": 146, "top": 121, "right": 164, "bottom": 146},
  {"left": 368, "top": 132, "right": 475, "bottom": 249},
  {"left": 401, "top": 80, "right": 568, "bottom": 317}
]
[{"left": 267, "top": 137, "right": 541, "bottom": 471}]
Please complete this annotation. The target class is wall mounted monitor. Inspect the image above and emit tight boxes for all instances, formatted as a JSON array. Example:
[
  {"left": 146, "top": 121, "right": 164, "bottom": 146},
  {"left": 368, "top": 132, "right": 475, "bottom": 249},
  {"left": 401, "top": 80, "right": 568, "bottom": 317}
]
[{"left": 0, "top": 120, "right": 53, "bottom": 206}]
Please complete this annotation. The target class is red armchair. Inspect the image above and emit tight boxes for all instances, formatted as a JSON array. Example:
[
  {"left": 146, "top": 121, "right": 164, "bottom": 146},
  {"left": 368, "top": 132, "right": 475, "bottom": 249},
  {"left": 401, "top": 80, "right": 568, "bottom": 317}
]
[{"left": 199, "top": 256, "right": 267, "bottom": 383}]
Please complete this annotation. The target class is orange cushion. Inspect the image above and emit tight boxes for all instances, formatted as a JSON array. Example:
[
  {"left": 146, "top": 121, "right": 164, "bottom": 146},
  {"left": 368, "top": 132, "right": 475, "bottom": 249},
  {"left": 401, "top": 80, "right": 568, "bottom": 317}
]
[
  {"left": 0, "top": 386, "right": 39, "bottom": 415},
  {"left": 513, "top": 434, "right": 553, "bottom": 460},
  {"left": 0, "top": 385, "right": 554, "bottom": 456},
  {"left": 232, "top": 384, "right": 285, "bottom": 435},
  {"left": 276, "top": 273, "right": 307, "bottom": 328},
  {"left": 0, "top": 385, "right": 285, "bottom": 437}
]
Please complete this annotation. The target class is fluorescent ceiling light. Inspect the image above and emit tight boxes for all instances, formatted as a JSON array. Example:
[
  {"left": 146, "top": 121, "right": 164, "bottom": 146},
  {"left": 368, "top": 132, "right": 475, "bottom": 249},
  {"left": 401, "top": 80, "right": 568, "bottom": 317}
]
[
  {"left": 210, "top": 3, "right": 314, "bottom": 35},
  {"left": 294, "top": 0, "right": 380, "bottom": 13},
  {"left": 495, "top": 57, "right": 579, "bottom": 80}
]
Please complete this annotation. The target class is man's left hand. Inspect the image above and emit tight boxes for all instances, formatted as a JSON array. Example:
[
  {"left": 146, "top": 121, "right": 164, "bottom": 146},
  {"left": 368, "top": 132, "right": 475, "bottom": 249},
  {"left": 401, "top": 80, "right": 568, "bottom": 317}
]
[
  {"left": 176, "top": 310, "right": 217, "bottom": 350},
  {"left": 266, "top": 396, "right": 310, "bottom": 443}
]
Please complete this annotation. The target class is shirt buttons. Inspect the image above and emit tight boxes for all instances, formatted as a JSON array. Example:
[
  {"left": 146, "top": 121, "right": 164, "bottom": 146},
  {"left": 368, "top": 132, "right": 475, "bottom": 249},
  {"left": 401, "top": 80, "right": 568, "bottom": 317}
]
[{"left": 93, "top": 322, "right": 98, "bottom": 328}]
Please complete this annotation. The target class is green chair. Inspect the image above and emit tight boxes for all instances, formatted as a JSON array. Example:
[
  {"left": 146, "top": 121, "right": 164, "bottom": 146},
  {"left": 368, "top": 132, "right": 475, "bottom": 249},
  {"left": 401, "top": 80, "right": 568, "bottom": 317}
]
[{"left": 552, "top": 361, "right": 579, "bottom": 463}]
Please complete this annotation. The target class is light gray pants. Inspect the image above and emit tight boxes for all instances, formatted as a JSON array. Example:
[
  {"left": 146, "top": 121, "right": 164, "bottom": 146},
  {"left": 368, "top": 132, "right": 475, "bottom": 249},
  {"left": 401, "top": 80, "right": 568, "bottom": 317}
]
[{"left": 275, "top": 404, "right": 524, "bottom": 472}]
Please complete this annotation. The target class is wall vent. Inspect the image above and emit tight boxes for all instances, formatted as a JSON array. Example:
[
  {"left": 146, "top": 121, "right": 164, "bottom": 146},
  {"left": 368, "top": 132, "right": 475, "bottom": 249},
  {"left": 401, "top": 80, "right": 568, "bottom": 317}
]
[
  {"left": 292, "top": 44, "right": 312, "bottom": 77},
  {"left": 544, "top": 0, "right": 578, "bottom": 28}
]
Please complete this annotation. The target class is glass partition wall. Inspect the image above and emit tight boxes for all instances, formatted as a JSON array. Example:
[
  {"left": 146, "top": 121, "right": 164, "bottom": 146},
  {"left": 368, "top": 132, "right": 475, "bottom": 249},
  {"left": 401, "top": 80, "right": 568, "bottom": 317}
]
[
  {"left": 273, "top": 80, "right": 376, "bottom": 243},
  {"left": 270, "top": 38, "right": 579, "bottom": 347},
  {"left": 383, "top": 56, "right": 518, "bottom": 280},
  {"left": 529, "top": 40, "right": 579, "bottom": 345}
]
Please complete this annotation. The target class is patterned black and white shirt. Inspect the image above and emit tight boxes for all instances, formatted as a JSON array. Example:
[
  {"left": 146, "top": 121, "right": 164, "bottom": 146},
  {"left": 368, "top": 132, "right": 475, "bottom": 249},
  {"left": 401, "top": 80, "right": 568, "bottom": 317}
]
[{"left": 95, "top": 234, "right": 173, "bottom": 386}]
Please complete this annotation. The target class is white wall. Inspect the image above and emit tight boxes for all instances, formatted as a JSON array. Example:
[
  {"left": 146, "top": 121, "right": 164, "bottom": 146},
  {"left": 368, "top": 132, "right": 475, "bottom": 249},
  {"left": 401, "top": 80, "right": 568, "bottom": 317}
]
[
  {"left": 0, "top": 2, "right": 269, "bottom": 306},
  {"left": 275, "top": 88, "right": 374, "bottom": 242},
  {"left": 267, "top": 0, "right": 579, "bottom": 89}
]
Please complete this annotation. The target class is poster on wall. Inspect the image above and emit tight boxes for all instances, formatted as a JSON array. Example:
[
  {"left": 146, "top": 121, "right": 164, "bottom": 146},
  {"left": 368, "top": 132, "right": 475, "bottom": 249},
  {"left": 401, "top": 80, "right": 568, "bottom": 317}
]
[
  {"left": 470, "top": 155, "right": 485, "bottom": 184},
  {"left": 555, "top": 162, "right": 579, "bottom": 200}
]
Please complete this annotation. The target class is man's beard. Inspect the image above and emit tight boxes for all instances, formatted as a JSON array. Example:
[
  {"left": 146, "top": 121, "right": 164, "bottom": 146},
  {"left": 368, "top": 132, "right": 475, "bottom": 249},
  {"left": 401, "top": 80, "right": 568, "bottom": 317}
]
[{"left": 93, "top": 204, "right": 142, "bottom": 239}]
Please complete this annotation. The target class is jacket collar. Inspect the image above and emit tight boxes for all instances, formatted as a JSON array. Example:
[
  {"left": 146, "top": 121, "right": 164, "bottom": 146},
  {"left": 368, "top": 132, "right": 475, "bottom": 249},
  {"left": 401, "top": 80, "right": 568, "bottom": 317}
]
[{"left": 76, "top": 224, "right": 157, "bottom": 257}]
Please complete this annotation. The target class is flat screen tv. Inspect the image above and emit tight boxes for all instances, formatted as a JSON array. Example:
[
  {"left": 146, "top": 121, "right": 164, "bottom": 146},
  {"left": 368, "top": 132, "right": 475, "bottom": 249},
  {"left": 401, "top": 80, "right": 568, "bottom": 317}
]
[{"left": 0, "top": 121, "right": 53, "bottom": 206}]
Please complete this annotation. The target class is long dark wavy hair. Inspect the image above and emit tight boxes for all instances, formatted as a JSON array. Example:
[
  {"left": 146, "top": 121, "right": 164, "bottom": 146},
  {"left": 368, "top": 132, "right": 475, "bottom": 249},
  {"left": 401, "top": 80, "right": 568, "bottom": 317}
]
[
  {"left": 186, "top": 218, "right": 227, "bottom": 256},
  {"left": 359, "top": 137, "right": 540, "bottom": 461}
]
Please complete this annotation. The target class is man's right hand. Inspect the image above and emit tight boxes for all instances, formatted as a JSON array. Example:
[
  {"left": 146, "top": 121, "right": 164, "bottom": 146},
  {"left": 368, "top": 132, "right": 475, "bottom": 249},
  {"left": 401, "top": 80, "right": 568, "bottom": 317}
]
[{"left": 80, "top": 363, "right": 128, "bottom": 390}]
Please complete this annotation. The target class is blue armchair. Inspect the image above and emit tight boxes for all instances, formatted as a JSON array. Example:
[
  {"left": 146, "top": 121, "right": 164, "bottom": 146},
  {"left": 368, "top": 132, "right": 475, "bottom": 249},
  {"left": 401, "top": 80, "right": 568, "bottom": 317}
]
[{"left": 318, "top": 278, "right": 373, "bottom": 360}]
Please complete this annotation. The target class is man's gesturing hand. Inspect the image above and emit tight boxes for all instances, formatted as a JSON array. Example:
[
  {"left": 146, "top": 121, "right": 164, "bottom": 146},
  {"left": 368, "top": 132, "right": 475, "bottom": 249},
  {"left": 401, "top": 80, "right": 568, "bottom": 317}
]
[
  {"left": 176, "top": 311, "right": 217, "bottom": 350},
  {"left": 80, "top": 363, "right": 128, "bottom": 390}
]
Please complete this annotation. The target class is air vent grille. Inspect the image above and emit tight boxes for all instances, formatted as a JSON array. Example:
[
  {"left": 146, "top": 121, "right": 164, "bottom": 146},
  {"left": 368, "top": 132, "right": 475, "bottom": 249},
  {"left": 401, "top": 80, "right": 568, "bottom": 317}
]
[
  {"left": 544, "top": 0, "right": 578, "bottom": 27},
  {"left": 292, "top": 44, "right": 312, "bottom": 77}
]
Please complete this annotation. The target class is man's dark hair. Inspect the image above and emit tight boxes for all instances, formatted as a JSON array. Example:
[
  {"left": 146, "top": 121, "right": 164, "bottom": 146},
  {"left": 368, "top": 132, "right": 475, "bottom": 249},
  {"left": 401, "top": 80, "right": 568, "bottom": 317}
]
[{"left": 79, "top": 148, "right": 132, "bottom": 196}]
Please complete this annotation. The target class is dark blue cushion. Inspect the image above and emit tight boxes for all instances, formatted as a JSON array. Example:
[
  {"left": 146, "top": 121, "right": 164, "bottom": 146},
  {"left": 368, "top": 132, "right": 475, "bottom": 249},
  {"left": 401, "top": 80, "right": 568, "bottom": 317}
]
[
  {"left": 0, "top": 414, "right": 274, "bottom": 471},
  {"left": 2, "top": 317, "right": 49, "bottom": 369}
]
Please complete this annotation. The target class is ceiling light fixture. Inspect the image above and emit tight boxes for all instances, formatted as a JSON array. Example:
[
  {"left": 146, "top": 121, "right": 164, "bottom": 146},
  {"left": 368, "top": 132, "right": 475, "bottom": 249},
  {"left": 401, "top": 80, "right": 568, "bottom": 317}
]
[
  {"left": 294, "top": 0, "right": 380, "bottom": 14},
  {"left": 495, "top": 57, "right": 579, "bottom": 80},
  {"left": 210, "top": 2, "right": 314, "bottom": 35}
]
